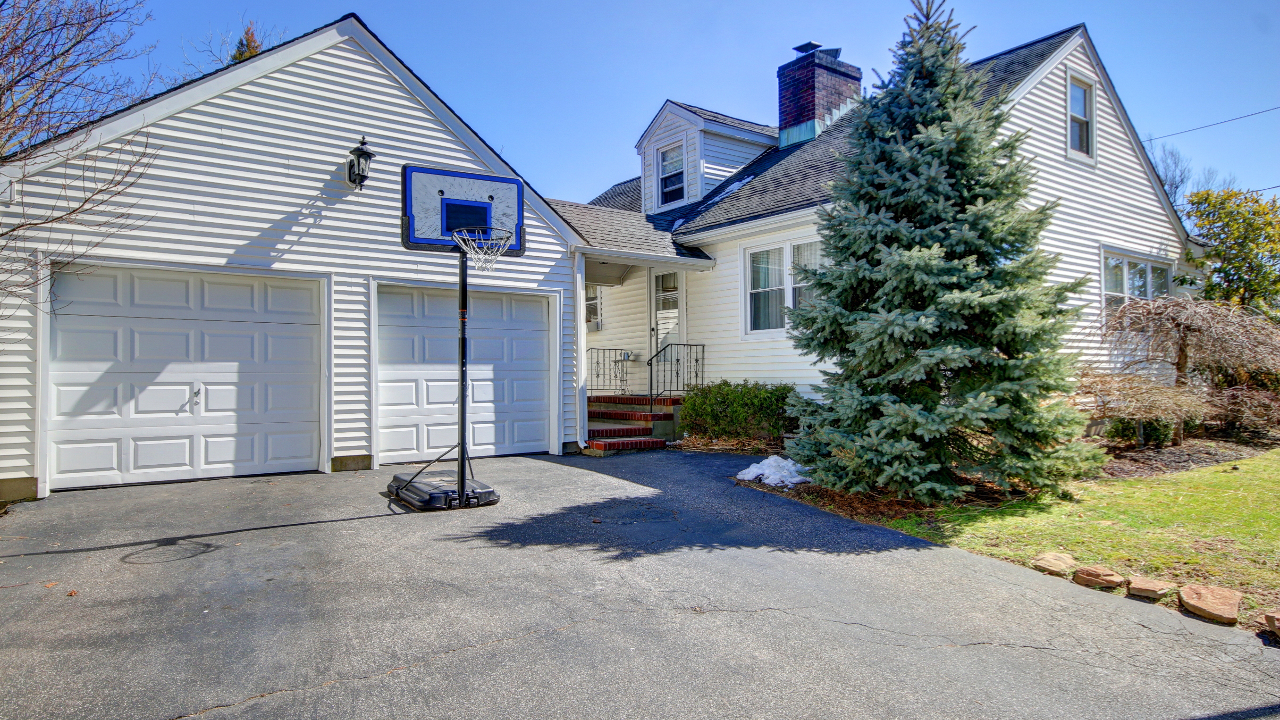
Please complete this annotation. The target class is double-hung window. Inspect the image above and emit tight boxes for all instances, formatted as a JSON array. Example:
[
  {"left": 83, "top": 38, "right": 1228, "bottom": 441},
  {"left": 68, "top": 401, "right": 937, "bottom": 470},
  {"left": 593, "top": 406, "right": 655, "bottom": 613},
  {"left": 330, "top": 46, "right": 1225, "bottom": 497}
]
[
  {"left": 749, "top": 248, "right": 785, "bottom": 331},
  {"left": 1069, "top": 79, "right": 1093, "bottom": 158},
  {"left": 1103, "top": 254, "right": 1171, "bottom": 313},
  {"left": 585, "top": 284, "right": 601, "bottom": 329},
  {"left": 659, "top": 145, "right": 684, "bottom": 206},
  {"left": 746, "top": 241, "right": 827, "bottom": 333},
  {"left": 791, "top": 241, "right": 824, "bottom": 308}
]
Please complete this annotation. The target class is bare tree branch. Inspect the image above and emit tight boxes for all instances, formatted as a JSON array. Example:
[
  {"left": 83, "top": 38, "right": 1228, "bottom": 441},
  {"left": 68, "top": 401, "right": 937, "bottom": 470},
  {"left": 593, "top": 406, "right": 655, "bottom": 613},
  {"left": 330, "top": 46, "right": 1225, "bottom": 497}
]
[{"left": 0, "top": 0, "right": 157, "bottom": 333}]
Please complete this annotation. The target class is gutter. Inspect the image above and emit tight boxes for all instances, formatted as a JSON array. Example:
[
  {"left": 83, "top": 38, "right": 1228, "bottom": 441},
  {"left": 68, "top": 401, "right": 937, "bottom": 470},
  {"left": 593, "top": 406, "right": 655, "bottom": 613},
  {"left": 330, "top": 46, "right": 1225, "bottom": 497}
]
[{"left": 570, "top": 244, "right": 716, "bottom": 270}]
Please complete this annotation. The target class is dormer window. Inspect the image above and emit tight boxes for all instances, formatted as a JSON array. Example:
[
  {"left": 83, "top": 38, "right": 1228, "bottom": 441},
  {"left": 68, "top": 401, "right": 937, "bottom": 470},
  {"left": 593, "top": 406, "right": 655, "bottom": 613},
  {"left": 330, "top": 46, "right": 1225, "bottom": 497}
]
[
  {"left": 659, "top": 145, "right": 684, "bottom": 206},
  {"left": 1069, "top": 78, "right": 1093, "bottom": 158}
]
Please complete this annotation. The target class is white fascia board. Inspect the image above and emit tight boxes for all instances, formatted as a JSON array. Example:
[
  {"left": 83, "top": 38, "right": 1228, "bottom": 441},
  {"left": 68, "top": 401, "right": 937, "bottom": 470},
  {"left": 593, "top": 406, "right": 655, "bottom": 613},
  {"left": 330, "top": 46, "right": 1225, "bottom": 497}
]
[
  {"left": 702, "top": 124, "right": 778, "bottom": 148},
  {"left": 1003, "top": 29, "right": 1188, "bottom": 247},
  {"left": 677, "top": 205, "right": 824, "bottom": 248},
  {"left": 572, "top": 245, "right": 715, "bottom": 271},
  {"left": 634, "top": 101, "right": 704, "bottom": 152}
]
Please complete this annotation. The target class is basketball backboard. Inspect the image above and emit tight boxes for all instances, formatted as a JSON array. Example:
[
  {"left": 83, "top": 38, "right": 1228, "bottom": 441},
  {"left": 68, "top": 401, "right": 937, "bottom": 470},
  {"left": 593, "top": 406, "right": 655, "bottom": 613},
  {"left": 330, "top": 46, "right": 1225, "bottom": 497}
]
[{"left": 401, "top": 166, "right": 525, "bottom": 255}]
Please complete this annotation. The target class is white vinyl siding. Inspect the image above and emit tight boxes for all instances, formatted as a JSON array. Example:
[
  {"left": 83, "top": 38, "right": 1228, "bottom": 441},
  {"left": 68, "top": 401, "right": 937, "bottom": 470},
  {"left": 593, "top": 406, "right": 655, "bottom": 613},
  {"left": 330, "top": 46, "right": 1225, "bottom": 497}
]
[
  {"left": 640, "top": 111, "right": 699, "bottom": 212},
  {"left": 1012, "top": 41, "right": 1186, "bottom": 365},
  {"left": 702, "top": 132, "right": 770, "bottom": 196},
  {"left": 679, "top": 224, "right": 834, "bottom": 394},
  {"left": 4, "top": 32, "right": 580, "bottom": 487},
  {"left": 0, "top": 274, "right": 38, "bottom": 481}
]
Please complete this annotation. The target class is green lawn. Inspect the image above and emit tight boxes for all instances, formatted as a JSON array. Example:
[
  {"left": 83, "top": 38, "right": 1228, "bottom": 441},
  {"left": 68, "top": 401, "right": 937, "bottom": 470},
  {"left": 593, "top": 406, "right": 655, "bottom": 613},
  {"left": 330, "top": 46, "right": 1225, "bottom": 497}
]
[{"left": 797, "top": 449, "right": 1280, "bottom": 626}]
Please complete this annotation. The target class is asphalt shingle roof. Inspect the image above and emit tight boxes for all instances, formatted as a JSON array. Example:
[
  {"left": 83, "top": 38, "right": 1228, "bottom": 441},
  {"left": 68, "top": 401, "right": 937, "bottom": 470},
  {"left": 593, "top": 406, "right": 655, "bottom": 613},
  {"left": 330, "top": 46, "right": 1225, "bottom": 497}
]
[
  {"left": 668, "top": 101, "right": 779, "bottom": 138},
  {"left": 583, "top": 26, "right": 1086, "bottom": 243},
  {"left": 970, "top": 25, "right": 1083, "bottom": 106},
  {"left": 587, "top": 176, "right": 642, "bottom": 212},
  {"left": 547, "top": 199, "right": 710, "bottom": 261}
]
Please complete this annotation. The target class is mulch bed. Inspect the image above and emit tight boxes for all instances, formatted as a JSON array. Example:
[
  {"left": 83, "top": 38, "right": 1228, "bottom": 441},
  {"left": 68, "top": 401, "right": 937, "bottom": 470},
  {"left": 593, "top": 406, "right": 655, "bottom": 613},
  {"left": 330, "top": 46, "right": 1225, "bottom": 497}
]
[
  {"left": 1098, "top": 432, "right": 1280, "bottom": 478},
  {"left": 673, "top": 434, "right": 784, "bottom": 456},
  {"left": 735, "top": 474, "right": 1031, "bottom": 522}
]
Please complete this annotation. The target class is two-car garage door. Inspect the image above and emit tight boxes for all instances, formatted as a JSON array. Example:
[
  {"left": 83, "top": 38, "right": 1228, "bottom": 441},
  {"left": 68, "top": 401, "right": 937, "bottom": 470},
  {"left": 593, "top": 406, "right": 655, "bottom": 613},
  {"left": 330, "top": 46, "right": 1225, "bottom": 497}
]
[
  {"left": 47, "top": 268, "right": 322, "bottom": 490},
  {"left": 43, "top": 269, "right": 553, "bottom": 490}
]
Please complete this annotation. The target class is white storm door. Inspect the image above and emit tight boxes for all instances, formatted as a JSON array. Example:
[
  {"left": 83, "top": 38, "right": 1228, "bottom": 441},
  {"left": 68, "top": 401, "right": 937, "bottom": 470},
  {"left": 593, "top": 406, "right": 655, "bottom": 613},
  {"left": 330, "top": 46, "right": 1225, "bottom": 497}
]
[
  {"left": 377, "top": 287, "right": 550, "bottom": 462},
  {"left": 46, "top": 268, "right": 323, "bottom": 489},
  {"left": 650, "top": 271, "right": 681, "bottom": 352}
]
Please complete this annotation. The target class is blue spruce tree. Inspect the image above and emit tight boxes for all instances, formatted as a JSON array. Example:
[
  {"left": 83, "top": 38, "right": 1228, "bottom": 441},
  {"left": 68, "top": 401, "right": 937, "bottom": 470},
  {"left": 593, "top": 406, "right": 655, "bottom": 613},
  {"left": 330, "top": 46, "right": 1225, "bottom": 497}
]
[{"left": 786, "top": 0, "right": 1104, "bottom": 502}]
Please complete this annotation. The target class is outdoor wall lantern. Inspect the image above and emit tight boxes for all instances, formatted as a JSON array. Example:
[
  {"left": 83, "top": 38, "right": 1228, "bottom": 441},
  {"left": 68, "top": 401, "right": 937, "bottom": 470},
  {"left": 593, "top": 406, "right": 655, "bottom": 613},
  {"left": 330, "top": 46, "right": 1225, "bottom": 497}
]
[{"left": 347, "top": 136, "right": 376, "bottom": 190}]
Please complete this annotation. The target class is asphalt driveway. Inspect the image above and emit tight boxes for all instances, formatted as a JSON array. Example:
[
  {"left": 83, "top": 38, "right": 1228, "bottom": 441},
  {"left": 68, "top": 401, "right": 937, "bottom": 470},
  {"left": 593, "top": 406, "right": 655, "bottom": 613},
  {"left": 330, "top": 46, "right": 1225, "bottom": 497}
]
[{"left": 1, "top": 450, "right": 1277, "bottom": 720}]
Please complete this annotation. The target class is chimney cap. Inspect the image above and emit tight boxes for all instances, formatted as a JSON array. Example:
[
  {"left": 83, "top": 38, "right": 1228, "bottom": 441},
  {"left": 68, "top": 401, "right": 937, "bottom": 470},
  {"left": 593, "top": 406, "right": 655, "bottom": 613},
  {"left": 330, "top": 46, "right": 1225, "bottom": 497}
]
[{"left": 792, "top": 41, "right": 822, "bottom": 55}]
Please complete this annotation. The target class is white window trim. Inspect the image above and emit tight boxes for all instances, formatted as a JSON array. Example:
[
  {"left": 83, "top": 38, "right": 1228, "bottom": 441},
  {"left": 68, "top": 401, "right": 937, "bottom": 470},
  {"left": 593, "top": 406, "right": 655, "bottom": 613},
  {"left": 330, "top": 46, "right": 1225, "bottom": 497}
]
[
  {"left": 739, "top": 236, "right": 822, "bottom": 339},
  {"left": 657, "top": 141, "right": 686, "bottom": 209},
  {"left": 1100, "top": 250, "right": 1173, "bottom": 312},
  {"left": 1065, "top": 68, "right": 1098, "bottom": 167}
]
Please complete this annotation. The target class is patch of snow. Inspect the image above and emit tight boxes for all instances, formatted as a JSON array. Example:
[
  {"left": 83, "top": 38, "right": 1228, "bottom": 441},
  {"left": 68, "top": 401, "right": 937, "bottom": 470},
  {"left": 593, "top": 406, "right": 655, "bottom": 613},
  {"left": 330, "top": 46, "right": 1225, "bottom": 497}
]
[{"left": 736, "top": 455, "right": 810, "bottom": 488}]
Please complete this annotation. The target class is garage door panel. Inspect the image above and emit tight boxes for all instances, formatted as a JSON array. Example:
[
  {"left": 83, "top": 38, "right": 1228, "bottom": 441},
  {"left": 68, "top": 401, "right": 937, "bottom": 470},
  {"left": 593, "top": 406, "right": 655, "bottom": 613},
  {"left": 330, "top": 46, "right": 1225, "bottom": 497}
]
[
  {"left": 48, "top": 267, "right": 321, "bottom": 489},
  {"left": 54, "top": 383, "right": 122, "bottom": 418},
  {"left": 377, "top": 287, "right": 550, "bottom": 461},
  {"left": 50, "top": 375, "right": 316, "bottom": 429},
  {"left": 49, "top": 421, "right": 320, "bottom": 488},
  {"left": 52, "top": 270, "right": 320, "bottom": 323},
  {"left": 52, "top": 316, "right": 321, "bottom": 375}
]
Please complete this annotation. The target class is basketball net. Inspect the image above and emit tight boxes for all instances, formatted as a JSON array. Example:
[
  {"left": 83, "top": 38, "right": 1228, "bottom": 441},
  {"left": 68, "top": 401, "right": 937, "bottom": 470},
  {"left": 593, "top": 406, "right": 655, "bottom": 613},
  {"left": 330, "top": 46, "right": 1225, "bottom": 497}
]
[{"left": 452, "top": 226, "right": 514, "bottom": 272}]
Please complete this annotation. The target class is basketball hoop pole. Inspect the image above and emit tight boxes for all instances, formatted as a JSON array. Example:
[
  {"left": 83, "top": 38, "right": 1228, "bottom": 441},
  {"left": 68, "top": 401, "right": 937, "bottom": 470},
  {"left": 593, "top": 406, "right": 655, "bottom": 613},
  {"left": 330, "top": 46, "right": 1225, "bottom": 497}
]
[{"left": 457, "top": 249, "right": 468, "bottom": 503}]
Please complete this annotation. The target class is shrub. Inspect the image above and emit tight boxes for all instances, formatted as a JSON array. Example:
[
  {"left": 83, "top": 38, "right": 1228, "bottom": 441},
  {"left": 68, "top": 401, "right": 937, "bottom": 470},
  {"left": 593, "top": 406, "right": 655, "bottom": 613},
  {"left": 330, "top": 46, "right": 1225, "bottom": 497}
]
[
  {"left": 678, "top": 380, "right": 797, "bottom": 440},
  {"left": 1105, "top": 418, "right": 1174, "bottom": 447}
]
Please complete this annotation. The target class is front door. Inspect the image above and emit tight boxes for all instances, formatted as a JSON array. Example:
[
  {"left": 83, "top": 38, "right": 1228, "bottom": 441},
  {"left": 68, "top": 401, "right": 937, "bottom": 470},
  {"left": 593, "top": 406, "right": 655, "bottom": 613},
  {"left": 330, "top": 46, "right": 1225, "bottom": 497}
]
[{"left": 650, "top": 271, "right": 681, "bottom": 354}]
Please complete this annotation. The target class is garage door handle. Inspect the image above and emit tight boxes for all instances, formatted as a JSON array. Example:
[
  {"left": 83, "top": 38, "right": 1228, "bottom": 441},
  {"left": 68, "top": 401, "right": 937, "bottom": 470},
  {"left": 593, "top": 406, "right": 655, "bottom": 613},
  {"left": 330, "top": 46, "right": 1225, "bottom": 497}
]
[{"left": 193, "top": 387, "right": 201, "bottom": 406}]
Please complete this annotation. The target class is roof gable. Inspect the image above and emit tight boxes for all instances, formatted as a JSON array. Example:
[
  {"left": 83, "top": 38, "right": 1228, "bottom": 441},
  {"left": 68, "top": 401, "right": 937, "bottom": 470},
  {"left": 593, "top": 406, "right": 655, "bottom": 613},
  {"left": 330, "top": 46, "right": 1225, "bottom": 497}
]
[
  {"left": 970, "top": 25, "right": 1083, "bottom": 106},
  {"left": 12, "top": 13, "right": 586, "bottom": 247},
  {"left": 634, "top": 100, "right": 777, "bottom": 152},
  {"left": 588, "top": 24, "right": 1185, "bottom": 246}
]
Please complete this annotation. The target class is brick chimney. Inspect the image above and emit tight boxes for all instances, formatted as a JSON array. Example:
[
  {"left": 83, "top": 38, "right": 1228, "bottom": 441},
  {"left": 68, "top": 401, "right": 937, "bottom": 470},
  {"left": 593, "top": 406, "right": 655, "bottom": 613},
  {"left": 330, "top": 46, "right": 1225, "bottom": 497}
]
[{"left": 777, "top": 42, "right": 862, "bottom": 147}]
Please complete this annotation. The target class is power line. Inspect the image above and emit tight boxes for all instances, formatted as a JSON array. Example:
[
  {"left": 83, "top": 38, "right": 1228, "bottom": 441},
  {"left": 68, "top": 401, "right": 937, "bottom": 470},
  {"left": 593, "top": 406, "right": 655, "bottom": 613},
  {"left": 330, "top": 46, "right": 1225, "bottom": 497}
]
[
  {"left": 1143, "top": 105, "right": 1280, "bottom": 143},
  {"left": 1172, "top": 184, "right": 1280, "bottom": 207}
]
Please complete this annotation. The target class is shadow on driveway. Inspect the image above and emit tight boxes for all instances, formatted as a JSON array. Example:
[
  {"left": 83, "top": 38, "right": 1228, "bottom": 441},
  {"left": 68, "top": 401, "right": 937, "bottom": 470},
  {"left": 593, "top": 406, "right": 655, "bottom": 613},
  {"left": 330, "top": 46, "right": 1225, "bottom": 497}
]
[{"left": 444, "top": 450, "right": 933, "bottom": 562}]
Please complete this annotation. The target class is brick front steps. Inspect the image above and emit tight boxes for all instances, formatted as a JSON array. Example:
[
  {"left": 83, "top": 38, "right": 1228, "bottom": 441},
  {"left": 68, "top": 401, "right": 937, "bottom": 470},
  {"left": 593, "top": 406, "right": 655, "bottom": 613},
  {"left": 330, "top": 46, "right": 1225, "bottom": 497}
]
[
  {"left": 587, "top": 425, "right": 651, "bottom": 439},
  {"left": 588, "top": 409, "right": 674, "bottom": 422},
  {"left": 586, "top": 437, "right": 667, "bottom": 453},
  {"left": 583, "top": 395, "right": 683, "bottom": 457},
  {"left": 588, "top": 395, "right": 683, "bottom": 406}
]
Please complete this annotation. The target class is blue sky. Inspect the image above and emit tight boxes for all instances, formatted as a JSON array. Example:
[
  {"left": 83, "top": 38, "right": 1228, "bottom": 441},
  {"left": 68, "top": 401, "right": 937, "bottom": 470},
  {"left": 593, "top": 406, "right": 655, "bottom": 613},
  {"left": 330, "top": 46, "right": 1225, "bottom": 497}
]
[{"left": 130, "top": 0, "right": 1279, "bottom": 204}]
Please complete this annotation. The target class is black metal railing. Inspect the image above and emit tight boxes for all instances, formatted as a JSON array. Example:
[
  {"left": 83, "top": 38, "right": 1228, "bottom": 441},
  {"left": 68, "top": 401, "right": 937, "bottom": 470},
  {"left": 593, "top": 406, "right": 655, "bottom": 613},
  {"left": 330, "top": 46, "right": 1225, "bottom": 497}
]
[
  {"left": 646, "top": 343, "right": 705, "bottom": 412},
  {"left": 586, "top": 348, "right": 632, "bottom": 395}
]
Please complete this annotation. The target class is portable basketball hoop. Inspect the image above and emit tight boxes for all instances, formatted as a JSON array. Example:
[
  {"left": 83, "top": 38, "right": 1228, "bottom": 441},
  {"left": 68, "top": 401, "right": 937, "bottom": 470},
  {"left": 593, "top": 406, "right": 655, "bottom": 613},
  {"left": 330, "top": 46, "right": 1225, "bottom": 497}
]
[
  {"left": 391, "top": 166, "right": 528, "bottom": 511},
  {"left": 387, "top": 226, "right": 514, "bottom": 511}
]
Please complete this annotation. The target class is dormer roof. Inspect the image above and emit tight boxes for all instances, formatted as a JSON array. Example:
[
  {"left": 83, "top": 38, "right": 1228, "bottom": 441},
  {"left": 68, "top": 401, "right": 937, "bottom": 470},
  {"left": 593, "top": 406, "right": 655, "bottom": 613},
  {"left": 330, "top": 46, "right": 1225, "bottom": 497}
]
[{"left": 634, "top": 100, "right": 777, "bottom": 152}]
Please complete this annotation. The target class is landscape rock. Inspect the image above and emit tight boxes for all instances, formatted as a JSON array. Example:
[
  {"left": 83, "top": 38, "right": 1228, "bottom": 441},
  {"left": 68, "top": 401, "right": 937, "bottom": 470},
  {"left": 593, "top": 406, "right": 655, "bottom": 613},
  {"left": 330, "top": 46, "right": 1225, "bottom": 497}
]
[
  {"left": 1179, "top": 584, "right": 1242, "bottom": 624},
  {"left": 1127, "top": 577, "right": 1178, "bottom": 599},
  {"left": 1073, "top": 565, "right": 1125, "bottom": 588},
  {"left": 1262, "top": 610, "right": 1278, "bottom": 635},
  {"left": 1030, "top": 552, "right": 1076, "bottom": 577}
]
